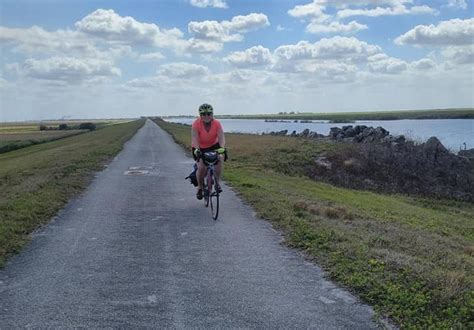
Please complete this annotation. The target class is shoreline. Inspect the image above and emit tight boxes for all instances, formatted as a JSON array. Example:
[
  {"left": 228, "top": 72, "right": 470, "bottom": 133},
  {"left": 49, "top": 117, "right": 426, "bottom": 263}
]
[{"left": 163, "top": 108, "right": 474, "bottom": 121}]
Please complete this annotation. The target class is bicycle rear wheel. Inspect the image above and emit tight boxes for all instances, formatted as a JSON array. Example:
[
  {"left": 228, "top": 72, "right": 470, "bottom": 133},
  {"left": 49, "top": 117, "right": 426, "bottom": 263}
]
[{"left": 210, "top": 174, "right": 219, "bottom": 220}]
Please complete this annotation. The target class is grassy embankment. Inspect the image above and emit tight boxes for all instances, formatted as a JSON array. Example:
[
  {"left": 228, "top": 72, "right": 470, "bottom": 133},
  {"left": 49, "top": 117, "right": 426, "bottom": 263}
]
[
  {"left": 218, "top": 108, "right": 474, "bottom": 122},
  {"left": 0, "top": 119, "right": 145, "bottom": 267},
  {"left": 155, "top": 118, "right": 473, "bottom": 329},
  {"left": 0, "top": 120, "right": 132, "bottom": 153}
]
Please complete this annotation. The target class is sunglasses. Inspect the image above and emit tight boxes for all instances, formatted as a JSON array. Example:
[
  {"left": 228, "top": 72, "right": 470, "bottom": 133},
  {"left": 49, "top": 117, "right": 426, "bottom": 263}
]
[{"left": 200, "top": 112, "right": 213, "bottom": 116}]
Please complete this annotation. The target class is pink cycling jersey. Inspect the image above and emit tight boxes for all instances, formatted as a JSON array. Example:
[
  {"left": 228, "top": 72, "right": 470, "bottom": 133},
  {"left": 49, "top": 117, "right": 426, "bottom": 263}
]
[{"left": 192, "top": 118, "right": 223, "bottom": 149}]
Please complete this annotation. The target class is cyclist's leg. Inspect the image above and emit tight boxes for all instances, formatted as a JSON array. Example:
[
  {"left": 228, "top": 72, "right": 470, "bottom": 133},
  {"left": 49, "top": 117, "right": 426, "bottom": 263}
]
[
  {"left": 196, "top": 159, "right": 206, "bottom": 188},
  {"left": 196, "top": 159, "right": 206, "bottom": 199},
  {"left": 215, "top": 155, "right": 224, "bottom": 191}
]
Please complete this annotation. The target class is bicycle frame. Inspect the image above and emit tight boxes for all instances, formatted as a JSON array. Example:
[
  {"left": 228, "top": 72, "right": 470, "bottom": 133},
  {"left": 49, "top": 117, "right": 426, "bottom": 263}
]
[{"left": 201, "top": 151, "right": 220, "bottom": 220}]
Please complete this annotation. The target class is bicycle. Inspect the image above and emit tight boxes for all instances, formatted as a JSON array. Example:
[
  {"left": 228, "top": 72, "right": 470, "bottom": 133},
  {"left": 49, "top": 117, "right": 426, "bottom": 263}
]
[{"left": 201, "top": 150, "right": 221, "bottom": 220}]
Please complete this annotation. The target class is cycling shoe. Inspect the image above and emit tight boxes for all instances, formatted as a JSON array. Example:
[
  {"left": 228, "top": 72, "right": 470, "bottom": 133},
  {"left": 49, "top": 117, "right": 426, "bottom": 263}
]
[{"left": 196, "top": 189, "right": 203, "bottom": 200}]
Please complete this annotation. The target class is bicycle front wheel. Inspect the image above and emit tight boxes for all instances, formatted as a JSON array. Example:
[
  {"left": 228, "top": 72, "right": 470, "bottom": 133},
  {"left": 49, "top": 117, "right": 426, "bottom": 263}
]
[{"left": 210, "top": 175, "right": 219, "bottom": 220}]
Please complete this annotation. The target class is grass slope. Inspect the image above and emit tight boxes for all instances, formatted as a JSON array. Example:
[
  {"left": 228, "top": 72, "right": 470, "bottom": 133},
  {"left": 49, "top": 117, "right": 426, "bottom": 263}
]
[
  {"left": 0, "top": 120, "right": 132, "bottom": 154},
  {"left": 0, "top": 119, "right": 145, "bottom": 267},
  {"left": 0, "top": 130, "right": 87, "bottom": 154},
  {"left": 155, "top": 118, "right": 473, "bottom": 329}
]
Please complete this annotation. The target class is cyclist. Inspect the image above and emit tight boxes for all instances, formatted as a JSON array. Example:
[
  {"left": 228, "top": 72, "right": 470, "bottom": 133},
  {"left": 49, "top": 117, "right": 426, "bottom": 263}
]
[{"left": 192, "top": 103, "right": 226, "bottom": 200}]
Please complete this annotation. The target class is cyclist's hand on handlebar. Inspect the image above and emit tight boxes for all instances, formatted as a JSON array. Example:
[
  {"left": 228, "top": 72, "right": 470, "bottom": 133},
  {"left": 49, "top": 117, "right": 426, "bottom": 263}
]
[
  {"left": 193, "top": 148, "right": 201, "bottom": 158},
  {"left": 216, "top": 147, "right": 228, "bottom": 161}
]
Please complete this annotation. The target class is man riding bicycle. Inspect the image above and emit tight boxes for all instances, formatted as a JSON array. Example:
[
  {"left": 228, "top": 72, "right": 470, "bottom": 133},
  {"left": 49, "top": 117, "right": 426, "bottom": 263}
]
[{"left": 192, "top": 103, "right": 226, "bottom": 200}]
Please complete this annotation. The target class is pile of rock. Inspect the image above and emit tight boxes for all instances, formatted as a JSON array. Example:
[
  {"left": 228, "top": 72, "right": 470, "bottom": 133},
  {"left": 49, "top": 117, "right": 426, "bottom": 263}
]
[
  {"left": 266, "top": 128, "right": 325, "bottom": 138},
  {"left": 291, "top": 128, "right": 325, "bottom": 139},
  {"left": 266, "top": 124, "right": 473, "bottom": 201},
  {"left": 268, "top": 130, "right": 288, "bottom": 136},
  {"left": 310, "top": 134, "right": 474, "bottom": 201},
  {"left": 266, "top": 125, "right": 474, "bottom": 158},
  {"left": 329, "top": 125, "right": 391, "bottom": 143},
  {"left": 459, "top": 148, "right": 474, "bottom": 160},
  {"left": 267, "top": 125, "right": 397, "bottom": 144}
]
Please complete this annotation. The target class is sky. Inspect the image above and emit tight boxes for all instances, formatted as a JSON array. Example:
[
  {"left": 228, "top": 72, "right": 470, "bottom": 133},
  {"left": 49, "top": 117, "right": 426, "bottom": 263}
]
[{"left": 0, "top": 0, "right": 473, "bottom": 121}]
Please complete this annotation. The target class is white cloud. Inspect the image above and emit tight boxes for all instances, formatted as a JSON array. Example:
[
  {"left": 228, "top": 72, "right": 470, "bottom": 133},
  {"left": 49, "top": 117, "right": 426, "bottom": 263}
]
[
  {"left": 224, "top": 46, "right": 273, "bottom": 68},
  {"left": 306, "top": 21, "right": 367, "bottom": 34},
  {"left": 188, "top": 20, "right": 243, "bottom": 42},
  {"left": 138, "top": 52, "right": 165, "bottom": 62},
  {"left": 288, "top": 1, "right": 327, "bottom": 19},
  {"left": 190, "top": 0, "right": 228, "bottom": 8},
  {"left": 367, "top": 54, "right": 408, "bottom": 74},
  {"left": 274, "top": 41, "right": 316, "bottom": 62},
  {"left": 410, "top": 58, "right": 436, "bottom": 70},
  {"left": 442, "top": 46, "right": 474, "bottom": 65},
  {"left": 125, "top": 67, "right": 212, "bottom": 94},
  {"left": 228, "top": 13, "right": 270, "bottom": 32},
  {"left": 188, "top": 13, "right": 269, "bottom": 43},
  {"left": 445, "top": 0, "right": 467, "bottom": 10},
  {"left": 288, "top": 0, "right": 437, "bottom": 35},
  {"left": 337, "top": 5, "right": 436, "bottom": 18},
  {"left": 318, "top": 1, "right": 409, "bottom": 6},
  {"left": 186, "top": 38, "right": 224, "bottom": 53},
  {"left": 75, "top": 9, "right": 186, "bottom": 50},
  {"left": 273, "top": 36, "right": 383, "bottom": 79},
  {"left": 21, "top": 57, "right": 121, "bottom": 83},
  {"left": 208, "top": 69, "right": 270, "bottom": 85},
  {"left": 0, "top": 26, "right": 98, "bottom": 56},
  {"left": 316, "top": 36, "right": 382, "bottom": 60},
  {"left": 295, "top": 62, "right": 358, "bottom": 83},
  {"left": 157, "top": 62, "right": 209, "bottom": 78},
  {"left": 267, "top": 35, "right": 427, "bottom": 83},
  {"left": 395, "top": 18, "right": 474, "bottom": 46},
  {"left": 186, "top": 13, "right": 269, "bottom": 53}
]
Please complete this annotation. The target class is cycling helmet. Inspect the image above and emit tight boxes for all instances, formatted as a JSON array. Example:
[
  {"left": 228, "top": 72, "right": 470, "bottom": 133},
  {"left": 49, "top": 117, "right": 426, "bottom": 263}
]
[{"left": 198, "top": 103, "right": 213, "bottom": 115}]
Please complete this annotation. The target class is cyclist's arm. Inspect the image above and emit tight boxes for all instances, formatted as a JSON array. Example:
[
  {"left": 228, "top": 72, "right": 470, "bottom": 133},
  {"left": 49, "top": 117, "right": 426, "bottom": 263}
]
[
  {"left": 191, "top": 126, "right": 199, "bottom": 149},
  {"left": 217, "top": 124, "right": 225, "bottom": 148}
]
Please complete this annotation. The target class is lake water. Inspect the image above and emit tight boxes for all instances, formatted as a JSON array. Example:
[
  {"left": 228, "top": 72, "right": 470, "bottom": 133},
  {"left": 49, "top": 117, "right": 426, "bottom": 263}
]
[{"left": 165, "top": 117, "right": 474, "bottom": 152}]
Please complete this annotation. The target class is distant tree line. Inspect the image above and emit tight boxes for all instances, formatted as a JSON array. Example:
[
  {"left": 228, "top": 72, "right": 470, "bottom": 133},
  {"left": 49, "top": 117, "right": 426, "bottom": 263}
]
[{"left": 39, "top": 122, "right": 96, "bottom": 131}]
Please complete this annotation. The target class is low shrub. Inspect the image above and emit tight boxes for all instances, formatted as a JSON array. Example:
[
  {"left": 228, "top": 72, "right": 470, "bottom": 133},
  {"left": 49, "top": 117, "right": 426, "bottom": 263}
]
[{"left": 79, "top": 122, "right": 96, "bottom": 131}]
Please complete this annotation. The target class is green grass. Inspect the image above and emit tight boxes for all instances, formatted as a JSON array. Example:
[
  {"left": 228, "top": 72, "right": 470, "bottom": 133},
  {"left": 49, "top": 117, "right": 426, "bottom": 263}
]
[
  {"left": 0, "top": 120, "right": 132, "bottom": 154},
  {"left": 154, "top": 118, "right": 474, "bottom": 329},
  {"left": 216, "top": 108, "right": 474, "bottom": 121},
  {"left": 0, "top": 119, "right": 145, "bottom": 266}
]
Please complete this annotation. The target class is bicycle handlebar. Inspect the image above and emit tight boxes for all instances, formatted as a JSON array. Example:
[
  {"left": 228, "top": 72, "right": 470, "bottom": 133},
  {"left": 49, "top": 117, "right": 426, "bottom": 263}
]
[{"left": 195, "top": 147, "right": 228, "bottom": 162}]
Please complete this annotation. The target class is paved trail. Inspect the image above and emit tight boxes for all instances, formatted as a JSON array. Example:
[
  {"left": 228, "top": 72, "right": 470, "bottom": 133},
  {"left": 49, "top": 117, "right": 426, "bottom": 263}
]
[{"left": 0, "top": 120, "right": 378, "bottom": 328}]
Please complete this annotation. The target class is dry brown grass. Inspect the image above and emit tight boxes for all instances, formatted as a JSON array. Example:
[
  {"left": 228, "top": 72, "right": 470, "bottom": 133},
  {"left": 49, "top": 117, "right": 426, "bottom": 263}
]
[{"left": 294, "top": 200, "right": 355, "bottom": 220}]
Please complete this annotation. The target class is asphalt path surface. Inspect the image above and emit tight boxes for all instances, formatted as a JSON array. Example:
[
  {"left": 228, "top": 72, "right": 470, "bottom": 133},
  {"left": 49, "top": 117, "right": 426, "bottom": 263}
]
[{"left": 0, "top": 119, "right": 379, "bottom": 328}]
